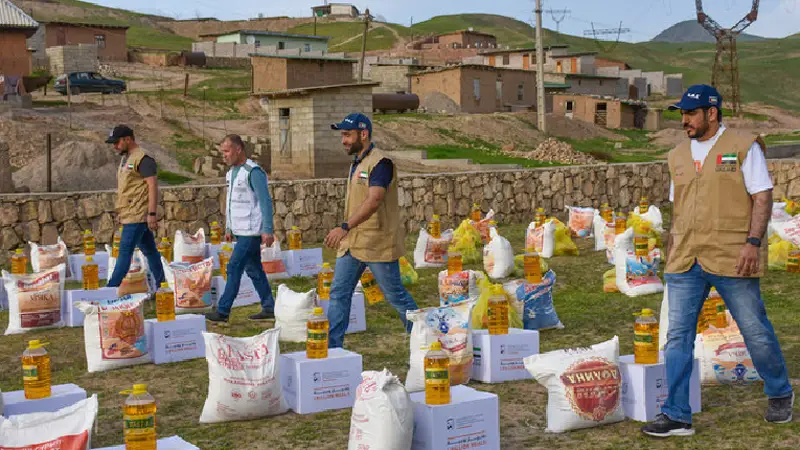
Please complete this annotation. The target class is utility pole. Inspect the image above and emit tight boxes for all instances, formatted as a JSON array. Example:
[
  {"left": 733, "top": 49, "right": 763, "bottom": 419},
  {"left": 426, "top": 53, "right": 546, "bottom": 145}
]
[
  {"left": 313, "top": 13, "right": 317, "bottom": 36},
  {"left": 358, "top": 8, "right": 370, "bottom": 83},
  {"left": 535, "top": 0, "right": 546, "bottom": 133}
]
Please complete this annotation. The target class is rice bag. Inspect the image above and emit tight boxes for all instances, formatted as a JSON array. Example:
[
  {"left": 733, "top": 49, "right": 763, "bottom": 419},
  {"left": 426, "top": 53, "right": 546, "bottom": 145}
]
[
  {"left": 29, "top": 237, "right": 71, "bottom": 277},
  {"left": 163, "top": 257, "right": 214, "bottom": 314},
  {"left": 438, "top": 270, "right": 483, "bottom": 306},
  {"left": 261, "top": 241, "right": 289, "bottom": 280},
  {"left": 413, "top": 229, "right": 454, "bottom": 269},
  {"left": 174, "top": 229, "right": 206, "bottom": 264},
  {"left": 77, "top": 293, "right": 151, "bottom": 372},
  {"left": 483, "top": 227, "right": 514, "bottom": 279},
  {"left": 3, "top": 264, "right": 66, "bottom": 335},
  {"left": 566, "top": 206, "right": 595, "bottom": 238}
]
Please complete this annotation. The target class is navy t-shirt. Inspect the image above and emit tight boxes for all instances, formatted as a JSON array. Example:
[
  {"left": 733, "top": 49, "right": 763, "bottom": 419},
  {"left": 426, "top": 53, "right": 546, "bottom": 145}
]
[{"left": 350, "top": 145, "right": 394, "bottom": 188}]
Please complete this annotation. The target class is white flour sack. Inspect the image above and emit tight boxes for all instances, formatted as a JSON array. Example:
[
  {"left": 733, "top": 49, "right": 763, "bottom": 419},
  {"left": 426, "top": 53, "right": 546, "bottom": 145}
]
[
  {"left": 261, "top": 241, "right": 289, "bottom": 280},
  {"left": 29, "top": 237, "right": 71, "bottom": 277},
  {"left": 483, "top": 228, "right": 514, "bottom": 279},
  {"left": 768, "top": 202, "right": 793, "bottom": 238},
  {"left": 348, "top": 369, "right": 414, "bottom": 450},
  {"left": 163, "top": 257, "right": 214, "bottom": 314},
  {"left": 199, "top": 329, "right": 287, "bottom": 423},
  {"left": 406, "top": 301, "right": 475, "bottom": 392},
  {"left": 565, "top": 206, "right": 595, "bottom": 238},
  {"left": 525, "top": 221, "right": 555, "bottom": 258},
  {"left": 524, "top": 336, "right": 624, "bottom": 433},
  {"left": 593, "top": 213, "right": 608, "bottom": 251},
  {"left": 694, "top": 311, "right": 763, "bottom": 386},
  {"left": 0, "top": 395, "right": 98, "bottom": 450},
  {"left": 774, "top": 215, "right": 800, "bottom": 247},
  {"left": 174, "top": 229, "right": 206, "bottom": 264},
  {"left": 614, "top": 228, "right": 664, "bottom": 297},
  {"left": 3, "top": 264, "right": 66, "bottom": 335},
  {"left": 77, "top": 293, "right": 150, "bottom": 373},
  {"left": 274, "top": 284, "right": 316, "bottom": 343},
  {"left": 413, "top": 229, "right": 454, "bottom": 269}
]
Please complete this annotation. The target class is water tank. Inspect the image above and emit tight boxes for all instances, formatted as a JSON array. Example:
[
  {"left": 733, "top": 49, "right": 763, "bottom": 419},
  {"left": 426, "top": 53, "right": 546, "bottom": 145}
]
[
  {"left": 372, "top": 93, "right": 420, "bottom": 113},
  {"left": 181, "top": 52, "right": 207, "bottom": 67}
]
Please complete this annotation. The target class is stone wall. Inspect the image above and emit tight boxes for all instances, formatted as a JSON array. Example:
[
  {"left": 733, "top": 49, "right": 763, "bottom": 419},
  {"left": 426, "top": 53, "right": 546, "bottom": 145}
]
[
  {"left": 205, "top": 57, "right": 252, "bottom": 70},
  {"left": 1, "top": 160, "right": 799, "bottom": 267}
]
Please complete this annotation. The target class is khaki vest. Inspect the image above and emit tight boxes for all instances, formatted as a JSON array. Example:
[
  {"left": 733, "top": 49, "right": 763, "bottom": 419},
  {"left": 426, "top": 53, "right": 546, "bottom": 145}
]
[
  {"left": 667, "top": 129, "right": 768, "bottom": 278},
  {"left": 116, "top": 147, "right": 150, "bottom": 224},
  {"left": 338, "top": 147, "right": 405, "bottom": 262}
]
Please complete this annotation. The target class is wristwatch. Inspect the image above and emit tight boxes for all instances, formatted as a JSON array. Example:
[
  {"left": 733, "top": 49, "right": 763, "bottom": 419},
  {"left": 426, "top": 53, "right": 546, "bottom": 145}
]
[
  {"left": 746, "top": 237, "right": 761, "bottom": 247},
  {"left": 341, "top": 222, "right": 350, "bottom": 232},
  {"left": 148, "top": 212, "right": 157, "bottom": 217}
]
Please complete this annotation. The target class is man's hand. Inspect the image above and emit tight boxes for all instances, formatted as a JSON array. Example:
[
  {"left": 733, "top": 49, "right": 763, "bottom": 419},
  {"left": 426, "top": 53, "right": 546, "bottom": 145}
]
[
  {"left": 261, "top": 233, "right": 275, "bottom": 247},
  {"left": 225, "top": 232, "right": 233, "bottom": 243},
  {"left": 324, "top": 227, "right": 348, "bottom": 249},
  {"left": 147, "top": 215, "right": 158, "bottom": 232},
  {"left": 735, "top": 243, "right": 760, "bottom": 277}
]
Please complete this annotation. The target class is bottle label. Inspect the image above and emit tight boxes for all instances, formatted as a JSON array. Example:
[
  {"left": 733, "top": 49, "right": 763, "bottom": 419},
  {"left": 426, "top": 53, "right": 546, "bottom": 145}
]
[
  {"left": 23, "top": 364, "right": 39, "bottom": 381},
  {"left": 124, "top": 413, "right": 155, "bottom": 437},
  {"left": 425, "top": 368, "right": 449, "bottom": 384},
  {"left": 634, "top": 332, "right": 654, "bottom": 343},
  {"left": 308, "top": 330, "right": 328, "bottom": 341}
]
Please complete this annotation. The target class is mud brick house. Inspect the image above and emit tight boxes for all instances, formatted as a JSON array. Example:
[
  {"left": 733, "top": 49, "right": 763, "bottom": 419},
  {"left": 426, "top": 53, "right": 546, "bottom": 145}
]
[
  {"left": 0, "top": 0, "right": 38, "bottom": 77},
  {"left": 28, "top": 21, "right": 129, "bottom": 62}
]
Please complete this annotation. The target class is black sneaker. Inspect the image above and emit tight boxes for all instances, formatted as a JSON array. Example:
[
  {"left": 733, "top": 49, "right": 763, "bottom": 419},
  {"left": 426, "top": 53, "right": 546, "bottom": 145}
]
[
  {"left": 205, "top": 311, "right": 229, "bottom": 323},
  {"left": 765, "top": 393, "right": 794, "bottom": 424},
  {"left": 249, "top": 310, "right": 275, "bottom": 321},
  {"left": 641, "top": 413, "right": 695, "bottom": 437}
]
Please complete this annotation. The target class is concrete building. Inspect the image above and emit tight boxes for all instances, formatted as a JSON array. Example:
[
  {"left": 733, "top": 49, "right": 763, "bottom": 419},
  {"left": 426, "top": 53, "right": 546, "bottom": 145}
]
[
  {"left": 549, "top": 51, "right": 597, "bottom": 75},
  {"left": 597, "top": 67, "right": 684, "bottom": 98},
  {"left": 0, "top": 0, "right": 38, "bottom": 77},
  {"left": 544, "top": 72, "right": 627, "bottom": 98},
  {"left": 594, "top": 57, "right": 630, "bottom": 71},
  {"left": 311, "top": 3, "right": 360, "bottom": 18},
  {"left": 28, "top": 21, "right": 128, "bottom": 62},
  {"left": 199, "top": 30, "right": 329, "bottom": 53},
  {"left": 251, "top": 54, "right": 356, "bottom": 93},
  {"left": 552, "top": 93, "right": 651, "bottom": 130},
  {"left": 256, "top": 82, "right": 377, "bottom": 179},
  {"left": 477, "top": 45, "right": 572, "bottom": 71},
  {"left": 46, "top": 44, "right": 98, "bottom": 75},
  {"left": 369, "top": 63, "right": 437, "bottom": 94}
]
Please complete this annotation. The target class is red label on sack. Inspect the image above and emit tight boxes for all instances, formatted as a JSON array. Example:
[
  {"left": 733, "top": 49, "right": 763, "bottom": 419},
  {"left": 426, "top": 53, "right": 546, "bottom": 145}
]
[
  {"left": 0, "top": 431, "right": 89, "bottom": 450},
  {"left": 560, "top": 358, "right": 621, "bottom": 422}
]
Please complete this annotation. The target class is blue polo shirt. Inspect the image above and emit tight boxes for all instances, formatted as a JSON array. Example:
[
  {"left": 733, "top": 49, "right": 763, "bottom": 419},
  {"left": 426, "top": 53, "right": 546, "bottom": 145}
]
[{"left": 349, "top": 144, "right": 394, "bottom": 188}]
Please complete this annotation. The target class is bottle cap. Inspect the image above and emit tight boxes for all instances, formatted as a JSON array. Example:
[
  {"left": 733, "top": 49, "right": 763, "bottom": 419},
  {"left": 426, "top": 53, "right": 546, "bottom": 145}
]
[
  {"left": 86, "top": 256, "right": 93, "bottom": 263},
  {"left": 84, "top": 230, "right": 91, "bottom": 235},
  {"left": 121, "top": 384, "right": 148, "bottom": 395},
  {"left": 489, "top": 220, "right": 497, "bottom": 226},
  {"left": 292, "top": 226, "right": 299, "bottom": 230},
  {"left": 161, "top": 237, "right": 169, "bottom": 242},
  {"left": 490, "top": 284, "right": 506, "bottom": 296},
  {"left": 160, "top": 282, "right": 169, "bottom": 288},
  {"left": 28, "top": 339, "right": 48, "bottom": 349},
  {"left": 322, "top": 262, "right": 331, "bottom": 269},
  {"left": 15, "top": 248, "right": 22, "bottom": 254},
  {"left": 639, "top": 308, "right": 654, "bottom": 316},
  {"left": 473, "top": 202, "right": 480, "bottom": 208},
  {"left": 536, "top": 207, "right": 544, "bottom": 212},
  {"left": 211, "top": 221, "right": 218, "bottom": 226},
  {"left": 432, "top": 215, "right": 440, "bottom": 220},
  {"left": 313, "top": 307, "right": 324, "bottom": 315},
  {"left": 602, "top": 203, "right": 609, "bottom": 207},
  {"left": 429, "top": 341, "right": 442, "bottom": 351}
]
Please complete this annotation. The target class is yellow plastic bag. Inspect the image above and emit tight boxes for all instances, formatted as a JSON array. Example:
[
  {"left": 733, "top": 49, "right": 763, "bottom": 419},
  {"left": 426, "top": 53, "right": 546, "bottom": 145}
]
[
  {"left": 627, "top": 214, "right": 663, "bottom": 250},
  {"left": 471, "top": 278, "right": 523, "bottom": 330},
  {"left": 551, "top": 218, "right": 579, "bottom": 256},
  {"left": 452, "top": 219, "right": 483, "bottom": 264},
  {"left": 783, "top": 197, "right": 800, "bottom": 216},
  {"left": 399, "top": 256, "right": 418, "bottom": 285},
  {"left": 768, "top": 239, "right": 799, "bottom": 271},
  {"left": 603, "top": 268, "right": 619, "bottom": 293}
]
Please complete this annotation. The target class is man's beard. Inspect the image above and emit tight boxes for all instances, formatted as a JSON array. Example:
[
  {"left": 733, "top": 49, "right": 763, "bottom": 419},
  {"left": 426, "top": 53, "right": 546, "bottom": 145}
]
[
  {"left": 685, "top": 121, "right": 709, "bottom": 139},
  {"left": 348, "top": 137, "right": 364, "bottom": 155}
]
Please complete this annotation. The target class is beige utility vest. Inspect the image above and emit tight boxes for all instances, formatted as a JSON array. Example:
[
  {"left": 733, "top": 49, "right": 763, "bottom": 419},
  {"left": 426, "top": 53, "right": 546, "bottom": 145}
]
[
  {"left": 667, "top": 129, "right": 768, "bottom": 278},
  {"left": 338, "top": 147, "right": 405, "bottom": 262},
  {"left": 116, "top": 147, "right": 150, "bottom": 224}
]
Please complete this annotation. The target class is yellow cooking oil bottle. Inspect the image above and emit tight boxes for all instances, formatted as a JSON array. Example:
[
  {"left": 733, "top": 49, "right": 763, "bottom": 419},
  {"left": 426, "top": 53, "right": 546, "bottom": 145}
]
[
  {"left": 488, "top": 284, "right": 509, "bottom": 335},
  {"left": 471, "top": 203, "right": 482, "bottom": 222},
  {"left": 534, "top": 208, "right": 546, "bottom": 228},
  {"left": 112, "top": 227, "right": 122, "bottom": 258},
  {"left": 11, "top": 248, "right": 27, "bottom": 275},
  {"left": 639, "top": 196, "right": 650, "bottom": 214},
  {"left": 788, "top": 250, "right": 800, "bottom": 273},
  {"left": 307, "top": 307, "right": 329, "bottom": 359},
  {"left": 22, "top": 339, "right": 51, "bottom": 399},
  {"left": 83, "top": 230, "right": 96, "bottom": 255},
  {"left": 633, "top": 223, "right": 650, "bottom": 258},
  {"left": 157, "top": 237, "right": 172, "bottom": 262},
  {"left": 524, "top": 250, "right": 543, "bottom": 284},
  {"left": 429, "top": 215, "right": 441, "bottom": 239},
  {"left": 424, "top": 341, "right": 450, "bottom": 405},
  {"left": 600, "top": 203, "right": 613, "bottom": 223},
  {"left": 209, "top": 221, "right": 223, "bottom": 245},
  {"left": 218, "top": 244, "right": 232, "bottom": 280},
  {"left": 82, "top": 256, "right": 99, "bottom": 290},
  {"left": 447, "top": 250, "right": 462, "bottom": 275},
  {"left": 317, "top": 263, "right": 334, "bottom": 300},
  {"left": 122, "top": 384, "right": 157, "bottom": 450},
  {"left": 155, "top": 282, "right": 175, "bottom": 322},
  {"left": 634, "top": 309, "right": 659, "bottom": 364},
  {"left": 360, "top": 267, "right": 384, "bottom": 305},
  {"left": 615, "top": 212, "right": 627, "bottom": 235},
  {"left": 288, "top": 226, "right": 302, "bottom": 250}
]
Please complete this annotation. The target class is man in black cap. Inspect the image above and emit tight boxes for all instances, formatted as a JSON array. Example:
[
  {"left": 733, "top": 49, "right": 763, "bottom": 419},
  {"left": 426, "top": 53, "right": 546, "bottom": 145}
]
[{"left": 106, "top": 125, "right": 164, "bottom": 288}]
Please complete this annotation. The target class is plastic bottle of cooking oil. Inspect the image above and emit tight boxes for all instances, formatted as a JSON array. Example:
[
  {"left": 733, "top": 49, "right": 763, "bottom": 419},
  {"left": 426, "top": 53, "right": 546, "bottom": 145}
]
[
  {"left": 82, "top": 256, "right": 99, "bottom": 290},
  {"left": 615, "top": 212, "right": 627, "bottom": 235},
  {"left": 600, "top": 203, "right": 613, "bottom": 223},
  {"left": 112, "top": 227, "right": 122, "bottom": 258},
  {"left": 788, "top": 250, "right": 800, "bottom": 273},
  {"left": 307, "top": 307, "right": 329, "bottom": 359},
  {"left": 218, "top": 244, "right": 232, "bottom": 280},
  {"left": 639, "top": 197, "right": 650, "bottom": 214},
  {"left": 83, "top": 230, "right": 96, "bottom": 255},
  {"left": 157, "top": 237, "right": 172, "bottom": 262},
  {"left": 11, "top": 248, "right": 27, "bottom": 275},
  {"left": 447, "top": 251, "right": 462, "bottom": 275},
  {"left": 317, "top": 263, "right": 333, "bottom": 300},
  {"left": 288, "top": 226, "right": 302, "bottom": 250},
  {"left": 360, "top": 267, "right": 384, "bottom": 305},
  {"left": 714, "top": 297, "right": 728, "bottom": 329},
  {"left": 634, "top": 309, "right": 659, "bottom": 364},
  {"left": 155, "top": 282, "right": 175, "bottom": 322},
  {"left": 488, "top": 284, "right": 509, "bottom": 335},
  {"left": 209, "top": 221, "right": 223, "bottom": 245},
  {"left": 534, "top": 208, "right": 546, "bottom": 228},
  {"left": 524, "top": 251, "right": 543, "bottom": 284},
  {"left": 424, "top": 341, "right": 450, "bottom": 405},
  {"left": 122, "top": 384, "right": 157, "bottom": 450},
  {"left": 471, "top": 203, "right": 482, "bottom": 222},
  {"left": 429, "top": 215, "right": 441, "bottom": 239},
  {"left": 22, "top": 339, "right": 51, "bottom": 400},
  {"left": 633, "top": 223, "right": 650, "bottom": 258}
]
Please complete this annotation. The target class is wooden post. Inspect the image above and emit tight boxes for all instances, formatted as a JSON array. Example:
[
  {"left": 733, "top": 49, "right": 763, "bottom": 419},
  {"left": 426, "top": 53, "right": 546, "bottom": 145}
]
[
  {"left": 45, "top": 133, "right": 52, "bottom": 193},
  {"left": 184, "top": 73, "right": 189, "bottom": 97},
  {"left": 66, "top": 75, "right": 72, "bottom": 130}
]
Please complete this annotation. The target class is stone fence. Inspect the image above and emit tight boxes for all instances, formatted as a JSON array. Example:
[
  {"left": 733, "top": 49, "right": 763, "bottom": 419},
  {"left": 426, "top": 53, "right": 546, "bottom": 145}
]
[{"left": 1, "top": 160, "right": 798, "bottom": 266}]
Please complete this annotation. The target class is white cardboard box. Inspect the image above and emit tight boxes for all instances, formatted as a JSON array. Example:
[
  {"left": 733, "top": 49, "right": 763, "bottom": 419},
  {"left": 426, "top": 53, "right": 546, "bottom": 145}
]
[
  {"left": 284, "top": 248, "right": 323, "bottom": 277},
  {"left": 94, "top": 436, "right": 199, "bottom": 450},
  {"left": 63, "top": 287, "right": 119, "bottom": 327},
  {"left": 145, "top": 314, "right": 207, "bottom": 364},
  {"left": 619, "top": 353, "right": 702, "bottom": 422},
  {"left": 2, "top": 384, "right": 87, "bottom": 417},
  {"left": 67, "top": 252, "right": 110, "bottom": 282},
  {"left": 211, "top": 275, "right": 262, "bottom": 309},
  {"left": 472, "top": 329, "right": 539, "bottom": 383},
  {"left": 318, "top": 291, "right": 366, "bottom": 334},
  {"left": 280, "top": 348, "right": 363, "bottom": 414},
  {"left": 409, "top": 385, "right": 500, "bottom": 450}
]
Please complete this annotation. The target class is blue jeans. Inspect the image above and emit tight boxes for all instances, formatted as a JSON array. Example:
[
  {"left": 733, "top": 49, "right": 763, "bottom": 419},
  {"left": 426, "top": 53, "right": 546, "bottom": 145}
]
[
  {"left": 662, "top": 263, "right": 792, "bottom": 424},
  {"left": 107, "top": 223, "right": 164, "bottom": 288},
  {"left": 327, "top": 251, "right": 418, "bottom": 348},
  {"left": 216, "top": 236, "right": 274, "bottom": 317}
]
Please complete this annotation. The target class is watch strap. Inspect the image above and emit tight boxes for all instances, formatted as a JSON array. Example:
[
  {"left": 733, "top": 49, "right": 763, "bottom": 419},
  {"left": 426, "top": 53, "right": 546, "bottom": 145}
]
[{"left": 341, "top": 222, "right": 350, "bottom": 231}]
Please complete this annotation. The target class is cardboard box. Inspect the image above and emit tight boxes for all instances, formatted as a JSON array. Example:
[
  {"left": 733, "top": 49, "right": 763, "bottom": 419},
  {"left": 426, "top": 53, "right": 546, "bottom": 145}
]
[
  {"left": 280, "top": 348, "right": 363, "bottom": 414},
  {"left": 472, "top": 329, "right": 539, "bottom": 383},
  {"left": 93, "top": 436, "right": 199, "bottom": 450},
  {"left": 211, "top": 275, "right": 262, "bottom": 309},
  {"left": 409, "top": 385, "right": 500, "bottom": 450},
  {"left": 145, "top": 314, "right": 207, "bottom": 364},
  {"left": 318, "top": 291, "right": 366, "bottom": 334},
  {"left": 63, "top": 287, "right": 119, "bottom": 327},
  {"left": 206, "top": 243, "right": 235, "bottom": 270},
  {"left": 619, "top": 353, "right": 702, "bottom": 422},
  {"left": 2, "top": 384, "right": 87, "bottom": 417},
  {"left": 67, "top": 252, "right": 110, "bottom": 282},
  {"left": 284, "top": 248, "right": 323, "bottom": 277}
]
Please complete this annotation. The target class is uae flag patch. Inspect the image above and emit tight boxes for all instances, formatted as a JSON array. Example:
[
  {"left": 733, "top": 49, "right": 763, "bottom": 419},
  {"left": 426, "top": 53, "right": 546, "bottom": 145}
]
[
  {"left": 716, "top": 153, "right": 738, "bottom": 172},
  {"left": 358, "top": 170, "right": 369, "bottom": 180}
]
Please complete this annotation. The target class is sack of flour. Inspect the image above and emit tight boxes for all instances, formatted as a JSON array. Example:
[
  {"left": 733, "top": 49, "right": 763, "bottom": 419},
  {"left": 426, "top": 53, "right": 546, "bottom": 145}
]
[
  {"left": 525, "top": 220, "right": 556, "bottom": 258},
  {"left": 199, "top": 329, "right": 287, "bottom": 423},
  {"left": 694, "top": 311, "right": 763, "bottom": 385},
  {"left": 406, "top": 301, "right": 475, "bottom": 392},
  {"left": 473, "top": 209, "right": 496, "bottom": 244},
  {"left": 0, "top": 395, "right": 98, "bottom": 450},
  {"left": 3, "top": 264, "right": 66, "bottom": 335},
  {"left": 174, "top": 229, "right": 206, "bottom": 264},
  {"left": 261, "top": 241, "right": 289, "bottom": 280},
  {"left": 348, "top": 369, "right": 414, "bottom": 450},
  {"left": 604, "top": 223, "right": 618, "bottom": 264},
  {"left": 414, "top": 229, "right": 454, "bottom": 269},
  {"left": 77, "top": 294, "right": 150, "bottom": 372},
  {"left": 768, "top": 202, "right": 794, "bottom": 238},
  {"left": 773, "top": 215, "right": 800, "bottom": 247},
  {"left": 438, "top": 270, "right": 483, "bottom": 306},
  {"left": 163, "top": 257, "right": 214, "bottom": 314},
  {"left": 524, "top": 336, "right": 624, "bottom": 433},
  {"left": 614, "top": 228, "right": 664, "bottom": 297},
  {"left": 483, "top": 228, "right": 514, "bottom": 279},
  {"left": 29, "top": 237, "right": 71, "bottom": 277},
  {"left": 593, "top": 213, "right": 609, "bottom": 251},
  {"left": 274, "top": 284, "right": 316, "bottom": 343},
  {"left": 566, "top": 206, "right": 595, "bottom": 238}
]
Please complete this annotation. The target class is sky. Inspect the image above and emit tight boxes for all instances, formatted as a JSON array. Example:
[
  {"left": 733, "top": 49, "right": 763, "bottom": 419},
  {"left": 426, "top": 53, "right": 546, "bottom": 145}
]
[{"left": 91, "top": 0, "right": 799, "bottom": 41}]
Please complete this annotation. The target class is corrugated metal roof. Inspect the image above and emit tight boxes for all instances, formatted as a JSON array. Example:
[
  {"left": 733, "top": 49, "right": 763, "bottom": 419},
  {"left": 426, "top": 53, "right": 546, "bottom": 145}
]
[{"left": 0, "top": 0, "right": 39, "bottom": 28}]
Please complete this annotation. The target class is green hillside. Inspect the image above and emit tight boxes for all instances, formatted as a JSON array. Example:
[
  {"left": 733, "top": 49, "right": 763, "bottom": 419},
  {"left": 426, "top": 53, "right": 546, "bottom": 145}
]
[
  {"left": 411, "top": 14, "right": 535, "bottom": 48},
  {"left": 287, "top": 22, "right": 410, "bottom": 52}
]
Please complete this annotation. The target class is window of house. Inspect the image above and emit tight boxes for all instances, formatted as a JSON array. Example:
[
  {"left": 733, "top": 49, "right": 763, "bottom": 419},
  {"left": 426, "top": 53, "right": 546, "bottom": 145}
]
[
  {"left": 502, "top": 55, "right": 510, "bottom": 65},
  {"left": 279, "top": 108, "right": 291, "bottom": 154},
  {"left": 578, "top": 79, "right": 582, "bottom": 86},
  {"left": 599, "top": 79, "right": 603, "bottom": 86},
  {"left": 566, "top": 101, "right": 574, "bottom": 112},
  {"left": 278, "top": 41, "right": 286, "bottom": 50},
  {"left": 473, "top": 79, "right": 481, "bottom": 101},
  {"left": 517, "top": 83, "right": 524, "bottom": 101},
  {"left": 304, "top": 43, "right": 311, "bottom": 52},
  {"left": 95, "top": 34, "right": 105, "bottom": 49},
  {"left": 255, "top": 40, "right": 261, "bottom": 48}
]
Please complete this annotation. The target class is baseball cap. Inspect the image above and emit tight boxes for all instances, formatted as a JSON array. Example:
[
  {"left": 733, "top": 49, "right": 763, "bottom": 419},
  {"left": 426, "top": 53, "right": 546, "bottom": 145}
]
[
  {"left": 668, "top": 84, "right": 723, "bottom": 111},
  {"left": 105, "top": 125, "right": 134, "bottom": 144},
  {"left": 331, "top": 113, "right": 372, "bottom": 136}
]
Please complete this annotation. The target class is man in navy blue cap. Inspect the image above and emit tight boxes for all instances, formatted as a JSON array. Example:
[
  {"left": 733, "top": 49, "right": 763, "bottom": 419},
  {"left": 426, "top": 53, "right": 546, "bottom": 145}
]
[
  {"left": 642, "top": 85, "right": 793, "bottom": 437},
  {"left": 323, "top": 113, "right": 418, "bottom": 348}
]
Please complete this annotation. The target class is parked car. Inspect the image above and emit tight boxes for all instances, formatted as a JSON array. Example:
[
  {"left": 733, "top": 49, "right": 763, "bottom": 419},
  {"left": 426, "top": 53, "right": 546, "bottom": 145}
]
[{"left": 53, "top": 72, "right": 126, "bottom": 95}]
